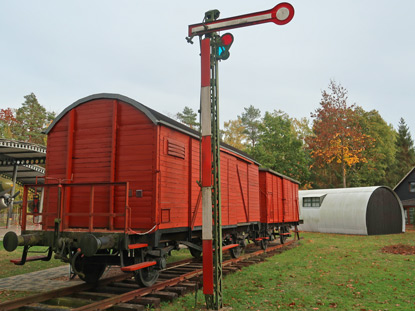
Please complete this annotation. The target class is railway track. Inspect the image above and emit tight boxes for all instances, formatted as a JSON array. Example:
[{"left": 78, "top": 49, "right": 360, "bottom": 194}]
[{"left": 0, "top": 239, "right": 298, "bottom": 311}]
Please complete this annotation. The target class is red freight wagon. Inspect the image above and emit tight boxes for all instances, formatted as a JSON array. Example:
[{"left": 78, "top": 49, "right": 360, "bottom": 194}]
[
  {"left": 3, "top": 94, "right": 265, "bottom": 286},
  {"left": 259, "top": 168, "right": 300, "bottom": 244},
  {"left": 44, "top": 94, "right": 260, "bottom": 232}
]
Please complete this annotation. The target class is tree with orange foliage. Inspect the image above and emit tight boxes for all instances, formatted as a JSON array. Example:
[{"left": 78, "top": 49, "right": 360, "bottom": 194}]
[
  {"left": 0, "top": 108, "right": 18, "bottom": 139},
  {"left": 307, "top": 80, "right": 375, "bottom": 188}
]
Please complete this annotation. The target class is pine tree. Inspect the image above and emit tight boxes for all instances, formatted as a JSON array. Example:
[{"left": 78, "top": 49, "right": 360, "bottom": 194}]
[
  {"left": 393, "top": 118, "right": 415, "bottom": 184},
  {"left": 240, "top": 105, "right": 261, "bottom": 148},
  {"left": 176, "top": 106, "right": 199, "bottom": 130}
]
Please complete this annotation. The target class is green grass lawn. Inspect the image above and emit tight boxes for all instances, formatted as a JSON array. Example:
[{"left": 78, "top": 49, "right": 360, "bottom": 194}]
[
  {"left": 1, "top": 232, "right": 414, "bottom": 309},
  {"left": 162, "top": 231, "right": 415, "bottom": 311}
]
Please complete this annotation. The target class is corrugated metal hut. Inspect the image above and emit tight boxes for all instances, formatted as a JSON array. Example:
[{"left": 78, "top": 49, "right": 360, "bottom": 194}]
[{"left": 299, "top": 187, "right": 405, "bottom": 235}]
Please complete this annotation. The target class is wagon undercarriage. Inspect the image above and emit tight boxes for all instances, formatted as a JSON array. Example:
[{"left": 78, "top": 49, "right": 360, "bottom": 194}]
[{"left": 3, "top": 221, "right": 300, "bottom": 286}]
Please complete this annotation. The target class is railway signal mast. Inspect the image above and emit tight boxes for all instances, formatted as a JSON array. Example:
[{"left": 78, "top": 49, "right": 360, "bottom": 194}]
[{"left": 187, "top": 3, "right": 294, "bottom": 309}]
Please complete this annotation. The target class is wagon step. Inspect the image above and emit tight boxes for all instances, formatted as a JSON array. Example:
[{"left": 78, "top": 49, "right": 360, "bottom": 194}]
[
  {"left": 128, "top": 243, "right": 148, "bottom": 250},
  {"left": 11, "top": 247, "right": 53, "bottom": 265},
  {"left": 10, "top": 255, "right": 50, "bottom": 265},
  {"left": 222, "top": 244, "right": 240, "bottom": 251},
  {"left": 279, "top": 232, "right": 291, "bottom": 236},
  {"left": 121, "top": 261, "right": 157, "bottom": 272},
  {"left": 254, "top": 237, "right": 270, "bottom": 241}
]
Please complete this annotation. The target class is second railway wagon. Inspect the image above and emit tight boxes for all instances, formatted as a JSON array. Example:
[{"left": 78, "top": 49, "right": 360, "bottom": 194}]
[{"left": 259, "top": 168, "right": 300, "bottom": 245}]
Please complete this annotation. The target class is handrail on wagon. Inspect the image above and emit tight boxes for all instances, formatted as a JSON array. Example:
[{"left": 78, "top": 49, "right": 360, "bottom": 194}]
[{"left": 20, "top": 181, "right": 130, "bottom": 233}]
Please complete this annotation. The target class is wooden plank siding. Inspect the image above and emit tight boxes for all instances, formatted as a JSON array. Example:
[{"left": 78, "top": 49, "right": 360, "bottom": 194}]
[
  {"left": 189, "top": 149, "right": 260, "bottom": 228},
  {"left": 282, "top": 179, "right": 299, "bottom": 223},
  {"left": 156, "top": 125, "right": 261, "bottom": 230},
  {"left": 44, "top": 95, "right": 263, "bottom": 234},
  {"left": 259, "top": 170, "right": 300, "bottom": 225},
  {"left": 44, "top": 99, "right": 157, "bottom": 231},
  {"left": 158, "top": 126, "right": 191, "bottom": 229},
  {"left": 43, "top": 110, "right": 69, "bottom": 228}
]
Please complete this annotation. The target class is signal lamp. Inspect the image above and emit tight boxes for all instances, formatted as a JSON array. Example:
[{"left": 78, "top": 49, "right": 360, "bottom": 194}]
[{"left": 216, "top": 33, "right": 234, "bottom": 60}]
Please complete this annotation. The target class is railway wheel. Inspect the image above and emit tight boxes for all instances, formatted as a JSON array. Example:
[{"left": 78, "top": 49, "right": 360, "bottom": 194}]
[
  {"left": 133, "top": 250, "right": 159, "bottom": 287},
  {"left": 254, "top": 234, "right": 260, "bottom": 247},
  {"left": 229, "top": 236, "right": 243, "bottom": 259},
  {"left": 279, "top": 226, "right": 289, "bottom": 244},
  {"left": 73, "top": 254, "right": 106, "bottom": 284},
  {"left": 230, "top": 245, "right": 242, "bottom": 258},
  {"left": 260, "top": 238, "right": 269, "bottom": 250},
  {"left": 189, "top": 247, "right": 202, "bottom": 259},
  {"left": 134, "top": 266, "right": 159, "bottom": 287}
]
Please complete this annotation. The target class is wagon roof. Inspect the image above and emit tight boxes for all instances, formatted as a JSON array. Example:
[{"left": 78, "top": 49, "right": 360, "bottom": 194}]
[
  {"left": 45, "top": 93, "right": 260, "bottom": 164},
  {"left": 259, "top": 167, "right": 300, "bottom": 184}
]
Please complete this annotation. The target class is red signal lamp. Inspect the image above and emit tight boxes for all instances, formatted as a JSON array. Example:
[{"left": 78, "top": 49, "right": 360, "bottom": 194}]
[
  {"left": 221, "top": 33, "right": 233, "bottom": 46},
  {"left": 216, "top": 33, "right": 234, "bottom": 60}
]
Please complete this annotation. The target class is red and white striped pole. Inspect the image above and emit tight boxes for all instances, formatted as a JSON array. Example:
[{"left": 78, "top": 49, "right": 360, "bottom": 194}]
[
  {"left": 200, "top": 37, "right": 214, "bottom": 296},
  {"left": 190, "top": 5, "right": 295, "bottom": 308}
]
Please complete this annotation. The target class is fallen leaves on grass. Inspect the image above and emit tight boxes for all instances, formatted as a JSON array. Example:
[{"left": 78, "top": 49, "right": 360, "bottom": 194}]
[{"left": 381, "top": 244, "right": 415, "bottom": 255}]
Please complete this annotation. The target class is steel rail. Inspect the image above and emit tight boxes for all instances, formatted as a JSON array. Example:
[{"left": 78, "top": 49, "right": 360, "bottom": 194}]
[
  {"left": 73, "top": 240, "right": 296, "bottom": 311},
  {"left": 0, "top": 257, "right": 195, "bottom": 311},
  {"left": 0, "top": 272, "right": 130, "bottom": 311}
]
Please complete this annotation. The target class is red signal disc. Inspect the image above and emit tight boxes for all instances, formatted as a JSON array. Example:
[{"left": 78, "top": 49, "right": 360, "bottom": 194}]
[{"left": 221, "top": 33, "right": 234, "bottom": 45}]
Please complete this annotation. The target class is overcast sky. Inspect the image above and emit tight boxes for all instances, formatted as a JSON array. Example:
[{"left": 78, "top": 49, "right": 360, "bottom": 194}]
[{"left": 1, "top": 1, "right": 414, "bottom": 136}]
